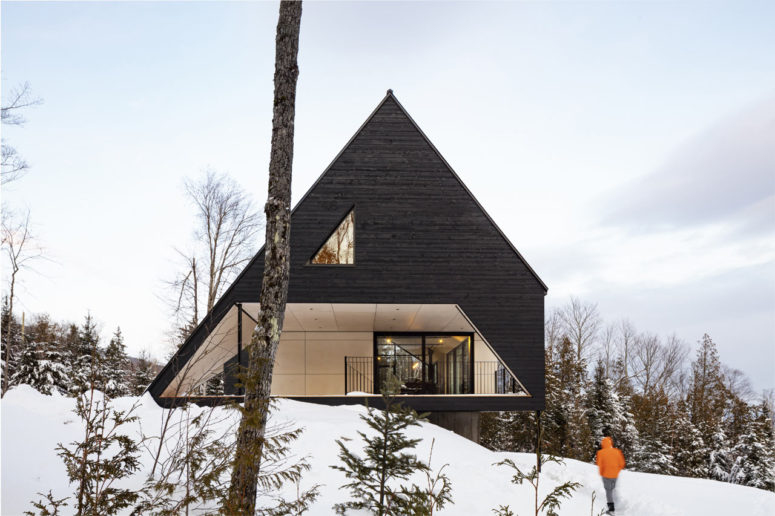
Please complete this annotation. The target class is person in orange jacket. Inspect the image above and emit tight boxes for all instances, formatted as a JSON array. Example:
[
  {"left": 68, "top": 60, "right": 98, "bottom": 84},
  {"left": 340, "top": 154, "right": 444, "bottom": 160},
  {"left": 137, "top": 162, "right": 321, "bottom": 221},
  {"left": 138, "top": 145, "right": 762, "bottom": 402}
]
[{"left": 596, "top": 436, "right": 626, "bottom": 514}]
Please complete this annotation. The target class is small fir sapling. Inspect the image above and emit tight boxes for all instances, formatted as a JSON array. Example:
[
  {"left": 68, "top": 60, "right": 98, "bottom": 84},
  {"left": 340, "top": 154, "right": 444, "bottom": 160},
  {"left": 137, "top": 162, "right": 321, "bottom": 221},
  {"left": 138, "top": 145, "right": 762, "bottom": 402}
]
[
  {"left": 493, "top": 418, "right": 580, "bottom": 516},
  {"left": 23, "top": 490, "right": 69, "bottom": 516},
  {"left": 403, "top": 438, "right": 453, "bottom": 516},
  {"left": 137, "top": 399, "right": 319, "bottom": 515},
  {"left": 134, "top": 405, "right": 235, "bottom": 515},
  {"left": 56, "top": 354, "right": 141, "bottom": 515},
  {"left": 493, "top": 455, "right": 580, "bottom": 516},
  {"left": 258, "top": 479, "right": 321, "bottom": 516},
  {"left": 102, "top": 327, "right": 132, "bottom": 398},
  {"left": 331, "top": 373, "right": 428, "bottom": 515},
  {"left": 67, "top": 314, "right": 103, "bottom": 396},
  {"left": 251, "top": 407, "right": 321, "bottom": 515},
  {"left": 331, "top": 373, "right": 451, "bottom": 516}
]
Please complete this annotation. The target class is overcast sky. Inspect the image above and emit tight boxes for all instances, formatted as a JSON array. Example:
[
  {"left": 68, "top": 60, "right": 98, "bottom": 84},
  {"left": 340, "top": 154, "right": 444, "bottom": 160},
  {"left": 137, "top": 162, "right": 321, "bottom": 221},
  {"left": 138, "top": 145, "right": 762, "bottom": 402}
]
[{"left": 2, "top": 1, "right": 773, "bottom": 392}]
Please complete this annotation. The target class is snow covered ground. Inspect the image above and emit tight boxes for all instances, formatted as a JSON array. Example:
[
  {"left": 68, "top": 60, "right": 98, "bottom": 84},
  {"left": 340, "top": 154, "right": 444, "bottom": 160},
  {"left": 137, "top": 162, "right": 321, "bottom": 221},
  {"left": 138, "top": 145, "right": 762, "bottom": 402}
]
[{"left": 2, "top": 386, "right": 774, "bottom": 515}]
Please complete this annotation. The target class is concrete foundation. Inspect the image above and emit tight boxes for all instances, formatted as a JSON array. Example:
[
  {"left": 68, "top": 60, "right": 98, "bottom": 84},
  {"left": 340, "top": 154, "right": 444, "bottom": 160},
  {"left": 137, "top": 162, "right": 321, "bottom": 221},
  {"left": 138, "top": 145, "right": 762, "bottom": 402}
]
[{"left": 428, "top": 411, "right": 481, "bottom": 443}]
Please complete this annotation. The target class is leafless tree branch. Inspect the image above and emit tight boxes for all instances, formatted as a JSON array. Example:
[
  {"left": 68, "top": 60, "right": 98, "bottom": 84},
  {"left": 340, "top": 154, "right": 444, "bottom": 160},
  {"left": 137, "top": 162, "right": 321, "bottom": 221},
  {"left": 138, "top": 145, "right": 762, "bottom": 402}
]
[
  {"left": 165, "top": 170, "right": 262, "bottom": 348},
  {"left": 1, "top": 82, "right": 42, "bottom": 185}
]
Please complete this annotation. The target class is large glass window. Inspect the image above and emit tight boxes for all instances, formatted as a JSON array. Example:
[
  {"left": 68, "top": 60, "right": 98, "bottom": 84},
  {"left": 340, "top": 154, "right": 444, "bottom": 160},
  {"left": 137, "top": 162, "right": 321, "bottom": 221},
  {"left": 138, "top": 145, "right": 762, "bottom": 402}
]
[
  {"left": 374, "top": 333, "right": 473, "bottom": 394},
  {"left": 311, "top": 210, "right": 354, "bottom": 264}
]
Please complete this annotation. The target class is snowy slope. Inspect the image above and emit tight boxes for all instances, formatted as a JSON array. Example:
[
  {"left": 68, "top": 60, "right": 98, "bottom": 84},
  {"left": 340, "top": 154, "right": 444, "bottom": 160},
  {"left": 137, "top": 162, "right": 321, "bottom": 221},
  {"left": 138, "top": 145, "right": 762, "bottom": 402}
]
[{"left": 2, "top": 386, "right": 774, "bottom": 516}]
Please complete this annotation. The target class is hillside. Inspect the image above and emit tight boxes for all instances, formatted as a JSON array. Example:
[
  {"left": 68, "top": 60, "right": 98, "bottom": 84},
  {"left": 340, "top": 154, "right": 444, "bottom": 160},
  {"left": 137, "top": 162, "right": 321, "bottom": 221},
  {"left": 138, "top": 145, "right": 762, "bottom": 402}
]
[{"left": 2, "top": 386, "right": 773, "bottom": 515}]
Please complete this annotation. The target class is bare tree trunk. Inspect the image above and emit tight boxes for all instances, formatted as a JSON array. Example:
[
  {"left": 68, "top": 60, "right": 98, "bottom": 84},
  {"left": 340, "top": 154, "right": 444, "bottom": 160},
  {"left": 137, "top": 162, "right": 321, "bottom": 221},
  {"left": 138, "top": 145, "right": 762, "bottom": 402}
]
[
  {"left": 191, "top": 257, "right": 199, "bottom": 326},
  {"left": 2, "top": 209, "right": 39, "bottom": 397},
  {"left": 3, "top": 267, "right": 17, "bottom": 395},
  {"left": 227, "top": 1, "right": 302, "bottom": 512}
]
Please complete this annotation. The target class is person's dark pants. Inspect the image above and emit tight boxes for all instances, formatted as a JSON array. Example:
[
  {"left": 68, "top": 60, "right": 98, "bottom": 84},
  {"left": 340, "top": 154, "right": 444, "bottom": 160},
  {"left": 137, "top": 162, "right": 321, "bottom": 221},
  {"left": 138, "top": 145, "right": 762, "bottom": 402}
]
[{"left": 602, "top": 476, "right": 617, "bottom": 504}]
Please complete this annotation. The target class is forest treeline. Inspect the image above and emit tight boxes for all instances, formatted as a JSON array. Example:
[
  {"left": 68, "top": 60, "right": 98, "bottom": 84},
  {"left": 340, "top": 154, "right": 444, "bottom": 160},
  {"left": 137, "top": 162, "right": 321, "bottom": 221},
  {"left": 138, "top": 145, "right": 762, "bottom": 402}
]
[
  {"left": 481, "top": 298, "right": 775, "bottom": 492},
  {"left": 3, "top": 293, "right": 774, "bottom": 497},
  {"left": 1, "top": 297, "right": 156, "bottom": 398}
]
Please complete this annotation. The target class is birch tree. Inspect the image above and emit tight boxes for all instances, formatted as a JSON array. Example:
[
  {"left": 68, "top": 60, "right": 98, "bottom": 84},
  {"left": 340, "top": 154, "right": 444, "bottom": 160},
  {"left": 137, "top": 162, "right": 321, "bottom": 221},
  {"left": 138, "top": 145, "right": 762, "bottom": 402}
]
[
  {"left": 227, "top": 1, "right": 302, "bottom": 512},
  {"left": 1, "top": 209, "right": 43, "bottom": 395},
  {"left": 168, "top": 170, "right": 261, "bottom": 345}
]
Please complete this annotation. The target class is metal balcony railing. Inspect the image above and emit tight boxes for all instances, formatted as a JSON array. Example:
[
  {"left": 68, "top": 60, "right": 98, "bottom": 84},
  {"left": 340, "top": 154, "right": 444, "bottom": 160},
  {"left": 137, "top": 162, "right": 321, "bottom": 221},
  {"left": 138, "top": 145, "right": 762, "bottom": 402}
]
[{"left": 344, "top": 356, "right": 375, "bottom": 394}]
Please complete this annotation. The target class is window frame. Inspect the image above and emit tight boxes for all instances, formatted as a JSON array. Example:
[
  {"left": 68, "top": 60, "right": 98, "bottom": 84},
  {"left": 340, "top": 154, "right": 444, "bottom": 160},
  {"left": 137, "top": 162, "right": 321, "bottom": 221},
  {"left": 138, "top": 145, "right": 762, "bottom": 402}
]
[{"left": 307, "top": 206, "right": 356, "bottom": 266}]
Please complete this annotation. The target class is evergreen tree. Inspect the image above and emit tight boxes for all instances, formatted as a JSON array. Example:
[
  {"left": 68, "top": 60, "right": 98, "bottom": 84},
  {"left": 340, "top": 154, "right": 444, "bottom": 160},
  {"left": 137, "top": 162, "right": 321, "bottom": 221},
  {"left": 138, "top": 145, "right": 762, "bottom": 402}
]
[
  {"left": 685, "top": 334, "right": 726, "bottom": 465},
  {"left": 139, "top": 400, "right": 319, "bottom": 515},
  {"left": 403, "top": 438, "right": 453, "bottom": 516},
  {"left": 1, "top": 295, "right": 23, "bottom": 394},
  {"left": 24, "top": 490, "right": 70, "bottom": 516},
  {"left": 586, "top": 360, "right": 641, "bottom": 465},
  {"left": 131, "top": 351, "right": 155, "bottom": 396},
  {"left": 543, "top": 336, "right": 590, "bottom": 461},
  {"left": 10, "top": 339, "right": 40, "bottom": 390},
  {"left": 27, "top": 314, "right": 63, "bottom": 349},
  {"left": 479, "top": 412, "right": 504, "bottom": 450},
  {"left": 331, "top": 374, "right": 433, "bottom": 515},
  {"left": 723, "top": 395, "right": 750, "bottom": 438},
  {"left": 136, "top": 405, "right": 237, "bottom": 515},
  {"left": 708, "top": 427, "right": 733, "bottom": 482},
  {"left": 671, "top": 406, "right": 709, "bottom": 478},
  {"left": 480, "top": 410, "right": 535, "bottom": 453},
  {"left": 67, "top": 314, "right": 102, "bottom": 396},
  {"left": 637, "top": 434, "right": 676, "bottom": 476},
  {"left": 61, "top": 323, "right": 80, "bottom": 358},
  {"left": 103, "top": 328, "right": 131, "bottom": 398},
  {"left": 56, "top": 368, "right": 141, "bottom": 515},
  {"left": 205, "top": 372, "right": 224, "bottom": 395},
  {"left": 630, "top": 384, "right": 676, "bottom": 474},
  {"left": 729, "top": 401, "right": 775, "bottom": 491},
  {"left": 11, "top": 340, "right": 68, "bottom": 395},
  {"left": 493, "top": 454, "right": 580, "bottom": 516}
]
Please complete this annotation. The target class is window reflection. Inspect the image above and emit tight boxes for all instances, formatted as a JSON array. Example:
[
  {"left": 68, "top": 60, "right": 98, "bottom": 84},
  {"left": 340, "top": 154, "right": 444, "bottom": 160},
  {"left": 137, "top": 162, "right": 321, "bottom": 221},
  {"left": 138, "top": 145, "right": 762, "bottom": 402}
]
[
  {"left": 311, "top": 210, "right": 354, "bottom": 264},
  {"left": 375, "top": 334, "right": 472, "bottom": 394}
]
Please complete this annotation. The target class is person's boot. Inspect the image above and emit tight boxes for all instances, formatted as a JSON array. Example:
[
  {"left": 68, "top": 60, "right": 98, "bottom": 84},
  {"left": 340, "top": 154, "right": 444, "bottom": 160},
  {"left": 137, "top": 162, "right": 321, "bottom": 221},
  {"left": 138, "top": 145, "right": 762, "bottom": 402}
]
[{"left": 607, "top": 502, "right": 615, "bottom": 514}]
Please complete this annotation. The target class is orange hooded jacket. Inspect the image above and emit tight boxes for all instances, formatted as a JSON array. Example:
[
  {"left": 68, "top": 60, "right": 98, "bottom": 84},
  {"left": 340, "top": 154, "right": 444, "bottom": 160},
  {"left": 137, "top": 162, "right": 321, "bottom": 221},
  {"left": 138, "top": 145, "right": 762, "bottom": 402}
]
[{"left": 596, "top": 436, "right": 626, "bottom": 479}]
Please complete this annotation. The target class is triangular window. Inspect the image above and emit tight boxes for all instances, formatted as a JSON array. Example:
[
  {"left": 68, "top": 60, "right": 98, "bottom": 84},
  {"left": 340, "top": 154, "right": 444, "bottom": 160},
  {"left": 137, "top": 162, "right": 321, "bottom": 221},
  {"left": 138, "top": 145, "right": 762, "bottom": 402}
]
[{"left": 311, "top": 209, "right": 355, "bottom": 264}]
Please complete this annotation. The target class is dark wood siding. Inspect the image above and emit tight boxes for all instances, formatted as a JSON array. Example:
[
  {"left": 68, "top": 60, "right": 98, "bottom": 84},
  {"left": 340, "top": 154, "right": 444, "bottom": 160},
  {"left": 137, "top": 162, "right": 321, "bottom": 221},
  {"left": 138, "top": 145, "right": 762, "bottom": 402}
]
[{"left": 149, "top": 93, "right": 546, "bottom": 411}]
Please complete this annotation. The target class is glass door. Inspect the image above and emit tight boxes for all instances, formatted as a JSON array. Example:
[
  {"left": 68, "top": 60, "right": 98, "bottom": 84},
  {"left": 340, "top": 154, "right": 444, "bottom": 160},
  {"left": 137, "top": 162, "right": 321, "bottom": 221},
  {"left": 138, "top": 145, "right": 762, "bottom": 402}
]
[
  {"left": 374, "top": 333, "right": 473, "bottom": 394},
  {"left": 375, "top": 335, "right": 423, "bottom": 393}
]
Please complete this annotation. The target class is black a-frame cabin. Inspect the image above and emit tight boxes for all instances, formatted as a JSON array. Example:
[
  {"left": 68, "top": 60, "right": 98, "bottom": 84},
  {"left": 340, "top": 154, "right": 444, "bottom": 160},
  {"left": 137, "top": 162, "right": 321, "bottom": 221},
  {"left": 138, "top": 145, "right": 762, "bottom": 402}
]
[{"left": 148, "top": 91, "right": 547, "bottom": 441}]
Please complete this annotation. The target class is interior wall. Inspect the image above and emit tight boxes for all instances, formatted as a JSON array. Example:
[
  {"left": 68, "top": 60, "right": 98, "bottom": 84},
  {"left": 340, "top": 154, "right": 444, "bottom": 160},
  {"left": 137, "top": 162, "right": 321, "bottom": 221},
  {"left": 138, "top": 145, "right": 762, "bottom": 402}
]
[
  {"left": 271, "top": 331, "right": 373, "bottom": 396},
  {"left": 270, "top": 331, "right": 514, "bottom": 396},
  {"left": 475, "top": 334, "right": 496, "bottom": 362}
]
